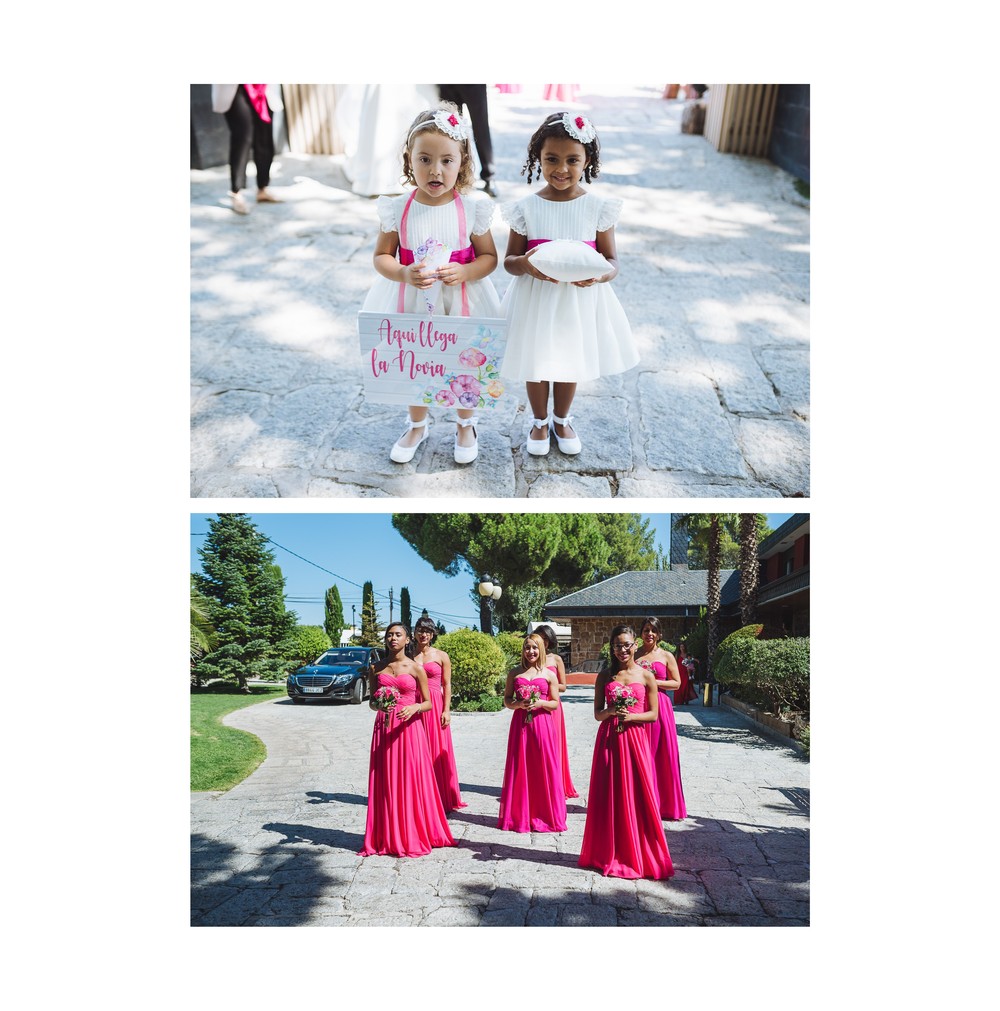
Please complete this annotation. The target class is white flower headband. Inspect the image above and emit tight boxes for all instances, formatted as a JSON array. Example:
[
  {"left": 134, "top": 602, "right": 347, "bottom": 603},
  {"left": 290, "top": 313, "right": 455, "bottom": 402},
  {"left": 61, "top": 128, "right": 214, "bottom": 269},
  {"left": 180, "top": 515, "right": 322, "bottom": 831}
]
[
  {"left": 408, "top": 108, "right": 471, "bottom": 144},
  {"left": 561, "top": 112, "right": 597, "bottom": 144}
]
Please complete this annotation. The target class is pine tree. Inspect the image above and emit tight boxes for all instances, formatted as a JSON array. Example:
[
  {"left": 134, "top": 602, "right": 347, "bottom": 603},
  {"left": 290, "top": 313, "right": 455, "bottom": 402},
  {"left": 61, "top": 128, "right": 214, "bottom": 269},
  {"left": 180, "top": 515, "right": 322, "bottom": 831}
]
[
  {"left": 193, "top": 514, "right": 298, "bottom": 691},
  {"left": 400, "top": 586, "right": 412, "bottom": 631},
  {"left": 359, "top": 580, "right": 384, "bottom": 647},
  {"left": 324, "top": 584, "right": 346, "bottom": 645}
]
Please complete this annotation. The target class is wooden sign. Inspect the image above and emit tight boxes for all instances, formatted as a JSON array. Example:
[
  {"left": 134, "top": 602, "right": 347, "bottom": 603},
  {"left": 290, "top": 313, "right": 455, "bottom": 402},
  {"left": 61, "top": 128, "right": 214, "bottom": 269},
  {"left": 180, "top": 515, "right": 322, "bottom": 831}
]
[{"left": 358, "top": 311, "right": 509, "bottom": 408}]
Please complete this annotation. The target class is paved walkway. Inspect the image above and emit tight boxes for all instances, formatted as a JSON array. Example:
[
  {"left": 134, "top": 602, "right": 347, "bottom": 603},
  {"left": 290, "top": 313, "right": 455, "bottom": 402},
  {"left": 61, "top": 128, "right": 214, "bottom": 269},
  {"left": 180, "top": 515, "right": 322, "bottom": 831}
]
[
  {"left": 190, "top": 85, "right": 809, "bottom": 499},
  {"left": 190, "top": 687, "right": 809, "bottom": 926}
]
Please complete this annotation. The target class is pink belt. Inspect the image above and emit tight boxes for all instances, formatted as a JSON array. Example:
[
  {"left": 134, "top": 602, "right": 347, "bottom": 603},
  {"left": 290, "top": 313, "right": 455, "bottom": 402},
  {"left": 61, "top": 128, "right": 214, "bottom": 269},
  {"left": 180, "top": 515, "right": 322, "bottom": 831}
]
[
  {"left": 397, "top": 191, "right": 471, "bottom": 316},
  {"left": 527, "top": 238, "right": 598, "bottom": 249}
]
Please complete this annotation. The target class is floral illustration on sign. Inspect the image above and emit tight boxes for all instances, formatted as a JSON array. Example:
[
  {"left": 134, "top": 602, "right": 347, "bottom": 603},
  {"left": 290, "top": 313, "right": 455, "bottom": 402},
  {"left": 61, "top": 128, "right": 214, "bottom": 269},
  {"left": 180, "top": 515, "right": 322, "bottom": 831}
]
[{"left": 421, "top": 326, "right": 505, "bottom": 409}]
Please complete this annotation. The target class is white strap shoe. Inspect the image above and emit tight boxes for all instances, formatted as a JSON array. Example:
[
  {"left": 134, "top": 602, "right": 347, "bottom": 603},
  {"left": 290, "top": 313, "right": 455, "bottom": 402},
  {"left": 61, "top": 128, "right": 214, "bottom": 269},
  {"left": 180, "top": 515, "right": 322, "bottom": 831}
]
[
  {"left": 454, "top": 416, "right": 479, "bottom": 464},
  {"left": 551, "top": 413, "right": 581, "bottom": 455},
  {"left": 526, "top": 415, "right": 551, "bottom": 456},
  {"left": 390, "top": 417, "right": 429, "bottom": 463}
]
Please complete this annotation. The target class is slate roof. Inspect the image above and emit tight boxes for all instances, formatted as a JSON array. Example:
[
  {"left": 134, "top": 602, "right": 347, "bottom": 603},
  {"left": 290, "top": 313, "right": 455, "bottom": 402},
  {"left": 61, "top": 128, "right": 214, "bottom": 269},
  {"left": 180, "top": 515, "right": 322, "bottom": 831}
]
[{"left": 544, "top": 569, "right": 741, "bottom": 617}]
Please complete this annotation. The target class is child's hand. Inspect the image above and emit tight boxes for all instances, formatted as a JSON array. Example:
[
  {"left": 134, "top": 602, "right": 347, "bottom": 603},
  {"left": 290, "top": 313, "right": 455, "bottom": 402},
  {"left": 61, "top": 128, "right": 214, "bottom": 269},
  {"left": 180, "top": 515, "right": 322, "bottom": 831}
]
[
  {"left": 436, "top": 262, "right": 467, "bottom": 286},
  {"left": 404, "top": 263, "right": 436, "bottom": 289},
  {"left": 522, "top": 248, "right": 558, "bottom": 283},
  {"left": 572, "top": 270, "right": 614, "bottom": 288}
]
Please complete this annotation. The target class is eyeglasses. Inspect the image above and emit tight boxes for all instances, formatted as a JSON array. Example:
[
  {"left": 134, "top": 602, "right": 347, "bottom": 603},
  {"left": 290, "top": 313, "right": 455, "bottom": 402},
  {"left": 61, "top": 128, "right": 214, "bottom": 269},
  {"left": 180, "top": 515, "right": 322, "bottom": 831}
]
[{"left": 612, "top": 641, "right": 635, "bottom": 652}]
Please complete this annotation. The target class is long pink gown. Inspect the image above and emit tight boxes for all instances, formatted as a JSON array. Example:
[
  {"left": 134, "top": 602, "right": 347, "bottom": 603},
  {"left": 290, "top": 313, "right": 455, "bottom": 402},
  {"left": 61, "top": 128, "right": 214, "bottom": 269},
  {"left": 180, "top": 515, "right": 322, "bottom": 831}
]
[
  {"left": 646, "top": 661, "right": 687, "bottom": 820},
  {"left": 360, "top": 671, "right": 455, "bottom": 857},
  {"left": 578, "top": 680, "right": 673, "bottom": 880},
  {"left": 497, "top": 675, "right": 567, "bottom": 832},
  {"left": 420, "top": 660, "right": 466, "bottom": 811},
  {"left": 674, "top": 656, "right": 698, "bottom": 705},
  {"left": 547, "top": 664, "right": 578, "bottom": 799}
]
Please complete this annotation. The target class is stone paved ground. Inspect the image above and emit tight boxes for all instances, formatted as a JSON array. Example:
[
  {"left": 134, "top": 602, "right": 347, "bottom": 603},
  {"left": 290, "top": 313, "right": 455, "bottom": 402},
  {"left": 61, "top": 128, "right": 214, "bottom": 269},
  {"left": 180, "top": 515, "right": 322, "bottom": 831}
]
[
  {"left": 190, "top": 85, "right": 809, "bottom": 499},
  {"left": 191, "top": 686, "right": 809, "bottom": 926}
]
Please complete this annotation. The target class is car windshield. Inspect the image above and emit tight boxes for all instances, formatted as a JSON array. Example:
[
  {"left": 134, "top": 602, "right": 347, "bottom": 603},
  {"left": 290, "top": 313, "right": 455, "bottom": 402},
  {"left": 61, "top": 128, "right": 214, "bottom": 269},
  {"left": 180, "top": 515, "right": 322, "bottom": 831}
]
[{"left": 316, "top": 650, "right": 366, "bottom": 666}]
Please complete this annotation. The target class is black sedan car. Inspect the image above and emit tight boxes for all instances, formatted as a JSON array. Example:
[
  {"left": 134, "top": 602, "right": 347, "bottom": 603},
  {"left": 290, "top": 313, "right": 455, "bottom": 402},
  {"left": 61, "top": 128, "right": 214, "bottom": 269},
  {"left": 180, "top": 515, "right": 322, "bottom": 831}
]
[{"left": 286, "top": 646, "right": 382, "bottom": 704}]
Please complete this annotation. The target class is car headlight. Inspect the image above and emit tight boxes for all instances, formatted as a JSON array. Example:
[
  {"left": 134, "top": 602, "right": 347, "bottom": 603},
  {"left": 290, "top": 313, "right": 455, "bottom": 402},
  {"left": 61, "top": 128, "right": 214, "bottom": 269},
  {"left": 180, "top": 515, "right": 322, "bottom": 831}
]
[
  {"left": 287, "top": 675, "right": 297, "bottom": 685},
  {"left": 333, "top": 674, "right": 353, "bottom": 685}
]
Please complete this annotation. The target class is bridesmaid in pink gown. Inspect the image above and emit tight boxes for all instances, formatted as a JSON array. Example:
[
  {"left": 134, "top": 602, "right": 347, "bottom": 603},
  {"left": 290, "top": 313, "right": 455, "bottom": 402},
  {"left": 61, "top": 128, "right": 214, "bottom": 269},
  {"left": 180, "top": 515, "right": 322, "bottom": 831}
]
[
  {"left": 634, "top": 617, "right": 687, "bottom": 821},
  {"left": 413, "top": 616, "right": 466, "bottom": 811},
  {"left": 498, "top": 634, "right": 567, "bottom": 833},
  {"left": 360, "top": 622, "right": 455, "bottom": 857},
  {"left": 578, "top": 625, "right": 673, "bottom": 880},
  {"left": 674, "top": 641, "right": 698, "bottom": 706},
  {"left": 536, "top": 624, "right": 578, "bottom": 799}
]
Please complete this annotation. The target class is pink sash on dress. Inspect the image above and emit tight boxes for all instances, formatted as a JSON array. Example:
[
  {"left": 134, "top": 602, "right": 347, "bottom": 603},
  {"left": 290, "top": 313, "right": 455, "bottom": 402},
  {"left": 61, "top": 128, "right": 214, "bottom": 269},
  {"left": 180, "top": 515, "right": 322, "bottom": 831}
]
[{"left": 397, "top": 191, "right": 472, "bottom": 316}]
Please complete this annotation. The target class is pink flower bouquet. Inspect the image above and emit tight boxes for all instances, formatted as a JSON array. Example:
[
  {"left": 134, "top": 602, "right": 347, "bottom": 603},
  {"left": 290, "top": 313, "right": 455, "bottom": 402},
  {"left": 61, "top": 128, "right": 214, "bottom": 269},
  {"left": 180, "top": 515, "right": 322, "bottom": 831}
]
[
  {"left": 515, "top": 683, "right": 542, "bottom": 723},
  {"left": 373, "top": 684, "right": 401, "bottom": 726},
  {"left": 608, "top": 682, "right": 638, "bottom": 733}
]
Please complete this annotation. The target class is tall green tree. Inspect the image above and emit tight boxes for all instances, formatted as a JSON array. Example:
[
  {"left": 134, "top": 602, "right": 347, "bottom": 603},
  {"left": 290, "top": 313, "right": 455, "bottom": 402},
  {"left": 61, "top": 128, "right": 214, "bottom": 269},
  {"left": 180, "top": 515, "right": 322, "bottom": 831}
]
[
  {"left": 193, "top": 513, "right": 298, "bottom": 691},
  {"left": 359, "top": 580, "right": 384, "bottom": 646},
  {"left": 393, "top": 513, "right": 662, "bottom": 631},
  {"left": 399, "top": 586, "right": 412, "bottom": 630},
  {"left": 324, "top": 584, "right": 345, "bottom": 644}
]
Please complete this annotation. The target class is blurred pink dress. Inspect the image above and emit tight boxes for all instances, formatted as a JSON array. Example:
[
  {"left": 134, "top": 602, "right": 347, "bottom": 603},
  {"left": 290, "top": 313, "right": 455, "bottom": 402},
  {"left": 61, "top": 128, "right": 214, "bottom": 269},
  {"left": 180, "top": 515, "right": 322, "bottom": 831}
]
[
  {"left": 420, "top": 660, "right": 466, "bottom": 811},
  {"left": 547, "top": 664, "right": 578, "bottom": 798},
  {"left": 498, "top": 675, "right": 567, "bottom": 832},
  {"left": 578, "top": 680, "right": 673, "bottom": 879},
  {"left": 543, "top": 84, "right": 579, "bottom": 102},
  {"left": 646, "top": 661, "right": 687, "bottom": 820},
  {"left": 360, "top": 671, "right": 455, "bottom": 857}
]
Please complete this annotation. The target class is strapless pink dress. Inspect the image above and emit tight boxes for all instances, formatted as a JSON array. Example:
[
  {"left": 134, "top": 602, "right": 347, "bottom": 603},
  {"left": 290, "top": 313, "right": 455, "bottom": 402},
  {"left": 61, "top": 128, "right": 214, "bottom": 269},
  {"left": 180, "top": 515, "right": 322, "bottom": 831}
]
[
  {"left": 498, "top": 675, "right": 567, "bottom": 832},
  {"left": 360, "top": 671, "right": 455, "bottom": 857},
  {"left": 645, "top": 661, "right": 687, "bottom": 820},
  {"left": 420, "top": 660, "right": 466, "bottom": 811},
  {"left": 578, "top": 680, "right": 673, "bottom": 879},
  {"left": 547, "top": 665, "right": 578, "bottom": 798}
]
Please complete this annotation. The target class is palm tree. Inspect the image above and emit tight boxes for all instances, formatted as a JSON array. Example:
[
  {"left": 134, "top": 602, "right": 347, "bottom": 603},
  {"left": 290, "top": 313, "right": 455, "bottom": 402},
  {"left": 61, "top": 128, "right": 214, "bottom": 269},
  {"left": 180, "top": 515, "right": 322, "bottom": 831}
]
[
  {"left": 674, "top": 514, "right": 737, "bottom": 682},
  {"left": 190, "top": 577, "right": 217, "bottom": 668},
  {"left": 738, "top": 513, "right": 761, "bottom": 628}
]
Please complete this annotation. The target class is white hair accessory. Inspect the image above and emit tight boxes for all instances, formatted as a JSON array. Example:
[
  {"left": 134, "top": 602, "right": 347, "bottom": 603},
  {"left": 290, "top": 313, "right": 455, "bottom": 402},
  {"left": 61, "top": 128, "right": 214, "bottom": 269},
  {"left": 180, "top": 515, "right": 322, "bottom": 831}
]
[
  {"left": 561, "top": 112, "right": 596, "bottom": 144},
  {"left": 432, "top": 108, "right": 471, "bottom": 141}
]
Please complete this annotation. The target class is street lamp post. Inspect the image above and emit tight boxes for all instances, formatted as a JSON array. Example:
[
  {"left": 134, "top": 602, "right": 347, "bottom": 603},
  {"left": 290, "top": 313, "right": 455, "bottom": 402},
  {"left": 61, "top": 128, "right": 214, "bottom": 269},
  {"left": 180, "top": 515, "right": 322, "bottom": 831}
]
[{"left": 477, "top": 574, "right": 502, "bottom": 636}]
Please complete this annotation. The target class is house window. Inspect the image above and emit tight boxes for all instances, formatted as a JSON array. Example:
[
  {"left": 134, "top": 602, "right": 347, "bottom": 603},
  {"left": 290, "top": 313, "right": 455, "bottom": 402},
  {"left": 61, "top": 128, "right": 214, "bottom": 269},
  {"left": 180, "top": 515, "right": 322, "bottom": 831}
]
[{"left": 782, "top": 547, "right": 794, "bottom": 576}]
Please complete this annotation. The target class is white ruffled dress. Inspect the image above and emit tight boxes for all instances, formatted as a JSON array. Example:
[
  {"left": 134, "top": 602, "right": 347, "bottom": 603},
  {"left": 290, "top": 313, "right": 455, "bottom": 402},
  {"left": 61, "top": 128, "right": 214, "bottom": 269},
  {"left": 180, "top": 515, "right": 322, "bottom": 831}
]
[
  {"left": 499, "top": 193, "right": 638, "bottom": 383},
  {"left": 362, "top": 191, "right": 501, "bottom": 317}
]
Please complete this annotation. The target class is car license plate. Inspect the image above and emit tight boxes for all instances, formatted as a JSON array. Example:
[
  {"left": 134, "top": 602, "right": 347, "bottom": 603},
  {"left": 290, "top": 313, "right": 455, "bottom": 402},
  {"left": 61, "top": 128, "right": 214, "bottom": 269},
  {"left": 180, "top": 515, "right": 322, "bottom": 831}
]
[{"left": 303, "top": 686, "right": 324, "bottom": 694}]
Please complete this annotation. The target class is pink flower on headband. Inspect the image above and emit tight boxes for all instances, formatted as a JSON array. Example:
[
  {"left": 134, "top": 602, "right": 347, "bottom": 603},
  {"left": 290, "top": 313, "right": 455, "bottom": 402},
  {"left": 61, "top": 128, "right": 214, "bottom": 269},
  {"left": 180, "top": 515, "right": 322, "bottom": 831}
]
[
  {"left": 561, "top": 111, "right": 596, "bottom": 144},
  {"left": 448, "top": 114, "right": 459, "bottom": 127}
]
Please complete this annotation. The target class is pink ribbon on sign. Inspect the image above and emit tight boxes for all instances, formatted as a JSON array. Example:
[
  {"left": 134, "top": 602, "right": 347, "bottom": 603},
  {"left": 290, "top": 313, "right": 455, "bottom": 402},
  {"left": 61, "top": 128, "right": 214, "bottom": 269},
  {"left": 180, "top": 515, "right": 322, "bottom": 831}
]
[{"left": 396, "top": 191, "right": 471, "bottom": 316}]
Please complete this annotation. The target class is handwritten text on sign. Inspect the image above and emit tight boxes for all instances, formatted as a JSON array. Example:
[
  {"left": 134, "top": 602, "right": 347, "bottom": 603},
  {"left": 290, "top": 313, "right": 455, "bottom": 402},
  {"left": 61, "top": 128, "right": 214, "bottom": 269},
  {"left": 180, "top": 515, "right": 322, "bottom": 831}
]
[{"left": 358, "top": 311, "right": 508, "bottom": 408}]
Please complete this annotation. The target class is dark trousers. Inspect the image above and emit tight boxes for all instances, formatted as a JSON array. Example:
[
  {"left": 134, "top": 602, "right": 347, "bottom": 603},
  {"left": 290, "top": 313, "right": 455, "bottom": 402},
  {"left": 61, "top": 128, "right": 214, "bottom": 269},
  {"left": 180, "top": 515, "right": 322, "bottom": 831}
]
[
  {"left": 223, "top": 86, "right": 274, "bottom": 192},
  {"left": 437, "top": 84, "right": 494, "bottom": 183}
]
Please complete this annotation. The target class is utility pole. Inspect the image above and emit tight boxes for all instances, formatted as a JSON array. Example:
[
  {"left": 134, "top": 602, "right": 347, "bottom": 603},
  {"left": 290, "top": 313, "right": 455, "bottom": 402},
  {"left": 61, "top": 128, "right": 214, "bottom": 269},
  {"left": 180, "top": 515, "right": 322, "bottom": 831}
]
[{"left": 389, "top": 587, "right": 394, "bottom": 623}]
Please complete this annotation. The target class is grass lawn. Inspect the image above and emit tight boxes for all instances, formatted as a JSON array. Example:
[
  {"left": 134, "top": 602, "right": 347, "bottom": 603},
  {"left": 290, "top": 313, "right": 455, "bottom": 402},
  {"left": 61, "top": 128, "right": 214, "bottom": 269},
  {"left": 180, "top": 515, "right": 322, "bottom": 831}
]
[{"left": 190, "top": 684, "right": 286, "bottom": 792}]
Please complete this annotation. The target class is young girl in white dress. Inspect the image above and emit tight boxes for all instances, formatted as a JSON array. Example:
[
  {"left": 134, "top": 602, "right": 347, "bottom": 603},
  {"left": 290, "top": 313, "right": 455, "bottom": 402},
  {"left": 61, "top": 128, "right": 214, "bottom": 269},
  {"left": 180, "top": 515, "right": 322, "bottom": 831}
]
[
  {"left": 500, "top": 112, "right": 638, "bottom": 456},
  {"left": 362, "top": 104, "right": 501, "bottom": 465}
]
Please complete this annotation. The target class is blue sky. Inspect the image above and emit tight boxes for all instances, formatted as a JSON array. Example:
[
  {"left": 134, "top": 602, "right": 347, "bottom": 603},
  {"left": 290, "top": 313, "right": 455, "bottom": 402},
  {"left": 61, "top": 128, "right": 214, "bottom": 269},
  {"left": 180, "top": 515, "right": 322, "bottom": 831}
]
[{"left": 190, "top": 512, "right": 793, "bottom": 632}]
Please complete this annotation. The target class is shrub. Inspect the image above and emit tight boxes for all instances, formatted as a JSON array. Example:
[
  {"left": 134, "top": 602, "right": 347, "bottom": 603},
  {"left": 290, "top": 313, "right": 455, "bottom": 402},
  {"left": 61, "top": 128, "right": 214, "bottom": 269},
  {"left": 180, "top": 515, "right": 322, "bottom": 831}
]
[
  {"left": 436, "top": 629, "right": 507, "bottom": 702},
  {"left": 716, "top": 633, "right": 809, "bottom": 718},
  {"left": 713, "top": 624, "right": 764, "bottom": 683},
  {"left": 453, "top": 693, "right": 506, "bottom": 713},
  {"left": 495, "top": 631, "right": 525, "bottom": 671}
]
